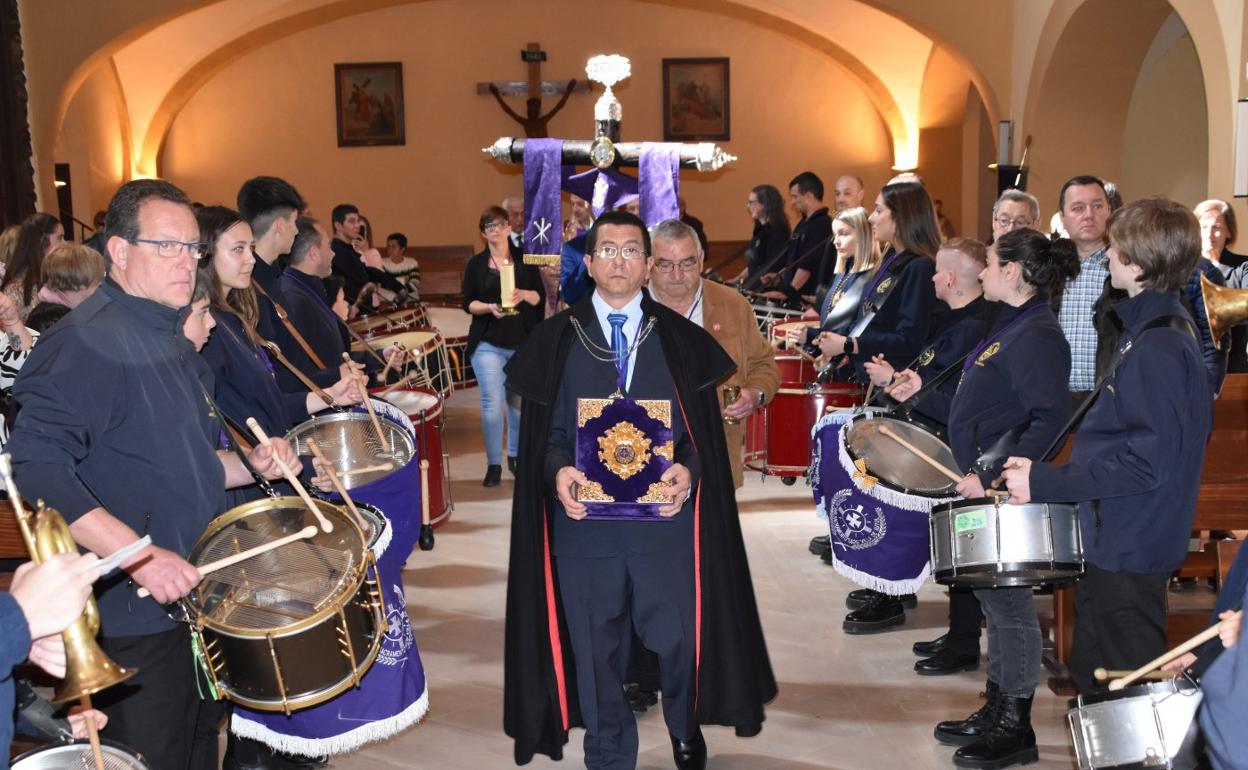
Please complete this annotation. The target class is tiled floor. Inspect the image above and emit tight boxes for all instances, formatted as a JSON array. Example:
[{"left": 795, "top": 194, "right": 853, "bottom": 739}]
[{"left": 332, "top": 388, "right": 1079, "bottom": 769}]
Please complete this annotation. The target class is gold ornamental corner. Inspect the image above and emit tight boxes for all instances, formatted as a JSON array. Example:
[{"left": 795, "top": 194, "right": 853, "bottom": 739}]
[
  {"left": 597, "top": 421, "right": 652, "bottom": 480},
  {"left": 641, "top": 400, "right": 671, "bottom": 424},
  {"left": 639, "top": 481, "right": 674, "bottom": 503},
  {"left": 577, "top": 479, "right": 614, "bottom": 502},
  {"left": 653, "top": 441, "right": 674, "bottom": 462},
  {"left": 578, "top": 399, "right": 609, "bottom": 424}
]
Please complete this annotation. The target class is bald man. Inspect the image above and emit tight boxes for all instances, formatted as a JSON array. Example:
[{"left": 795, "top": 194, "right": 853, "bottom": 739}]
[{"left": 834, "top": 175, "right": 866, "bottom": 211}]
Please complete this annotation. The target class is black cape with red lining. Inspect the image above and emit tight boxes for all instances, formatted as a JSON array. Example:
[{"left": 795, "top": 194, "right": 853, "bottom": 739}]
[{"left": 502, "top": 293, "right": 778, "bottom": 764}]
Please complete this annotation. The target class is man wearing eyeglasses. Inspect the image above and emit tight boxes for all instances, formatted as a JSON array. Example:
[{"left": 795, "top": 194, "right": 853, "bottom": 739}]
[
  {"left": 6, "top": 179, "right": 301, "bottom": 770},
  {"left": 648, "top": 219, "right": 778, "bottom": 489},
  {"left": 504, "top": 210, "right": 776, "bottom": 770},
  {"left": 991, "top": 189, "right": 1040, "bottom": 242}
]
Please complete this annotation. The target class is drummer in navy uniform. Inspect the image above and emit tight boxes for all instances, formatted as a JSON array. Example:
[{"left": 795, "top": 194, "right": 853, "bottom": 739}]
[
  {"left": 861, "top": 238, "right": 990, "bottom": 671},
  {"left": 813, "top": 180, "right": 941, "bottom": 631},
  {"left": 891, "top": 228, "right": 1077, "bottom": 769},
  {"left": 758, "top": 171, "right": 831, "bottom": 303},
  {"left": 1000, "top": 198, "right": 1213, "bottom": 697}
]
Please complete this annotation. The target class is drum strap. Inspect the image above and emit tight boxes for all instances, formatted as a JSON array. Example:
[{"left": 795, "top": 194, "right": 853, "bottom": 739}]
[
  {"left": 194, "top": 379, "right": 280, "bottom": 498},
  {"left": 252, "top": 279, "right": 328, "bottom": 369},
  {"left": 258, "top": 338, "right": 336, "bottom": 407},
  {"left": 892, "top": 351, "right": 971, "bottom": 417}
]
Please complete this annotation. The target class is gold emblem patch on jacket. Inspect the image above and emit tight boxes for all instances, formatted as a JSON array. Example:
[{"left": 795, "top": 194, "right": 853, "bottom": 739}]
[
  {"left": 975, "top": 342, "right": 1001, "bottom": 366},
  {"left": 918, "top": 347, "right": 936, "bottom": 367},
  {"left": 875, "top": 277, "right": 894, "bottom": 297}
]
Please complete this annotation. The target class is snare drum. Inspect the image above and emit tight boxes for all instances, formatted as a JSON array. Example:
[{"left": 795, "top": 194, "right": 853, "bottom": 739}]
[
  {"left": 12, "top": 738, "right": 150, "bottom": 769},
  {"left": 183, "top": 497, "right": 385, "bottom": 714},
  {"left": 930, "top": 497, "right": 1084, "bottom": 587},
  {"left": 426, "top": 306, "right": 474, "bottom": 390},
  {"left": 286, "top": 401, "right": 416, "bottom": 489},
  {"left": 348, "top": 303, "right": 429, "bottom": 337},
  {"left": 378, "top": 386, "right": 453, "bottom": 527},
  {"left": 752, "top": 301, "right": 804, "bottom": 333},
  {"left": 353, "top": 330, "right": 452, "bottom": 400},
  {"left": 1067, "top": 678, "right": 1203, "bottom": 770}
]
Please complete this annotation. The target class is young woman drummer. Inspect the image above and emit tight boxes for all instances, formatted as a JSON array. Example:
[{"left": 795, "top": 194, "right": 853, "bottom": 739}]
[{"left": 890, "top": 228, "right": 1077, "bottom": 769}]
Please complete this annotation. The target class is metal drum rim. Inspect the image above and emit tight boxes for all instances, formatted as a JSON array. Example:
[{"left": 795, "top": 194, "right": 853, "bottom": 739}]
[
  {"left": 285, "top": 409, "right": 416, "bottom": 459},
  {"left": 183, "top": 496, "right": 369, "bottom": 637},
  {"left": 845, "top": 412, "right": 959, "bottom": 496},
  {"left": 374, "top": 387, "right": 444, "bottom": 421},
  {"left": 12, "top": 737, "right": 149, "bottom": 767},
  {"left": 1067, "top": 676, "right": 1202, "bottom": 709},
  {"left": 933, "top": 564, "right": 1085, "bottom": 588}
]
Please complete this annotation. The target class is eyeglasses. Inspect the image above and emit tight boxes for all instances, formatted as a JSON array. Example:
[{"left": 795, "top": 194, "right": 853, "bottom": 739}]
[
  {"left": 653, "top": 257, "right": 699, "bottom": 273},
  {"left": 130, "top": 238, "right": 208, "bottom": 260},
  {"left": 994, "top": 217, "right": 1033, "bottom": 229},
  {"left": 594, "top": 245, "right": 646, "bottom": 261},
  {"left": 482, "top": 221, "right": 508, "bottom": 232},
  {"left": 746, "top": 198, "right": 760, "bottom": 206}
]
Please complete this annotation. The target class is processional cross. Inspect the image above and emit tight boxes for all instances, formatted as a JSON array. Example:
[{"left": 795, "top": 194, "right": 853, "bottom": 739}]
[
  {"left": 476, "top": 42, "right": 589, "bottom": 138},
  {"left": 483, "top": 54, "right": 737, "bottom": 266}
]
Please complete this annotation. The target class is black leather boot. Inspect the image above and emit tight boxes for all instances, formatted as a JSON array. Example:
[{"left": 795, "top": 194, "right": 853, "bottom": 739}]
[
  {"left": 809, "top": 534, "right": 830, "bottom": 554},
  {"left": 842, "top": 591, "right": 905, "bottom": 634},
  {"left": 483, "top": 464, "right": 502, "bottom": 487},
  {"left": 934, "top": 680, "right": 1000, "bottom": 747},
  {"left": 953, "top": 692, "right": 1038, "bottom": 769},
  {"left": 224, "top": 734, "right": 328, "bottom": 770}
]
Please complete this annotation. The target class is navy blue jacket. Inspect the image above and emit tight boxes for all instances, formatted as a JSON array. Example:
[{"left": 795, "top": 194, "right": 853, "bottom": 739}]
[
  {"left": 200, "top": 309, "right": 308, "bottom": 438},
  {"left": 782, "top": 207, "right": 831, "bottom": 287},
  {"left": 848, "top": 250, "right": 938, "bottom": 381},
  {"left": 7, "top": 280, "right": 226, "bottom": 636},
  {"left": 1181, "top": 259, "right": 1227, "bottom": 394},
  {"left": 559, "top": 234, "right": 592, "bottom": 305},
  {"left": 934, "top": 297, "right": 1071, "bottom": 484},
  {"left": 252, "top": 255, "right": 338, "bottom": 390},
  {"left": 896, "top": 296, "right": 990, "bottom": 428},
  {"left": 1030, "top": 290, "right": 1211, "bottom": 573},
  {"left": 280, "top": 268, "right": 350, "bottom": 372},
  {"left": 0, "top": 592, "right": 31, "bottom": 766}
]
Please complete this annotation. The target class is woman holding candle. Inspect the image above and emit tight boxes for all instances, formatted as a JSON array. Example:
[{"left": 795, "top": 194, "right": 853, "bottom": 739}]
[{"left": 463, "top": 205, "right": 545, "bottom": 486}]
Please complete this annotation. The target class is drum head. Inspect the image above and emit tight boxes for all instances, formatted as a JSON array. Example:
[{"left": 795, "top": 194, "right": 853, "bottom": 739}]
[
  {"left": 184, "top": 497, "right": 366, "bottom": 634},
  {"left": 286, "top": 409, "right": 415, "bottom": 488},
  {"left": 351, "top": 330, "right": 439, "bottom": 354},
  {"left": 383, "top": 388, "right": 439, "bottom": 416},
  {"left": 12, "top": 738, "right": 149, "bottom": 769},
  {"left": 846, "top": 415, "right": 958, "bottom": 495}
]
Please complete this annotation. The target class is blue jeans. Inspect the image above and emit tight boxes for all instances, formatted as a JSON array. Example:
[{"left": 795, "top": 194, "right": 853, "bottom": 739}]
[
  {"left": 974, "top": 586, "right": 1041, "bottom": 697},
  {"left": 471, "top": 341, "right": 519, "bottom": 466}
]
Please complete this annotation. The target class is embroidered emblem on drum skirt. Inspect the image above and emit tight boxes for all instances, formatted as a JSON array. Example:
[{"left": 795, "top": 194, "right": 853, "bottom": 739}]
[{"left": 830, "top": 488, "right": 888, "bottom": 550}]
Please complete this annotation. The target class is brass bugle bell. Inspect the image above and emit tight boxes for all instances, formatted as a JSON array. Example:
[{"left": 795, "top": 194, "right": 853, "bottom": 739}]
[
  {"left": 1200, "top": 273, "right": 1248, "bottom": 351},
  {"left": 0, "top": 454, "right": 136, "bottom": 703}
]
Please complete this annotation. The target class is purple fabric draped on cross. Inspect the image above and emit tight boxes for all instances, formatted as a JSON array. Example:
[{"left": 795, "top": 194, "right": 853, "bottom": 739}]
[
  {"left": 232, "top": 401, "right": 428, "bottom": 757},
  {"left": 562, "top": 166, "right": 638, "bottom": 218},
  {"left": 638, "top": 142, "right": 681, "bottom": 228},
  {"left": 522, "top": 138, "right": 564, "bottom": 263}
]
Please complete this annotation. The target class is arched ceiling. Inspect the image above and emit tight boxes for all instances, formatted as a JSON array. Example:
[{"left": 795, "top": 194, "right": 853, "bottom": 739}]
[{"left": 46, "top": 0, "right": 1001, "bottom": 193}]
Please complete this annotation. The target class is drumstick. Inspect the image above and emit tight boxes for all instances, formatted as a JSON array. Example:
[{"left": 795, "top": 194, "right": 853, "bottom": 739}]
[
  {"left": 347, "top": 462, "right": 396, "bottom": 476},
  {"left": 138, "top": 526, "right": 318, "bottom": 597},
  {"left": 864, "top": 382, "right": 876, "bottom": 407},
  {"left": 306, "top": 439, "right": 369, "bottom": 533},
  {"left": 79, "top": 695, "right": 105, "bottom": 770},
  {"left": 884, "top": 370, "right": 912, "bottom": 396},
  {"left": 1109, "top": 610, "right": 1242, "bottom": 690},
  {"left": 379, "top": 372, "right": 418, "bottom": 396},
  {"left": 418, "top": 458, "right": 435, "bottom": 551},
  {"left": 1094, "top": 667, "right": 1176, "bottom": 682},
  {"left": 245, "top": 418, "right": 334, "bottom": 533},
  {"left": 378, "top": 345, "right": 406, "bottom": 383},
  {"left": 876, "top": 424, "right": 964, "bottom": 484},
  {"left": 345, "top": 353, "right": 390, "bottom": 453}
]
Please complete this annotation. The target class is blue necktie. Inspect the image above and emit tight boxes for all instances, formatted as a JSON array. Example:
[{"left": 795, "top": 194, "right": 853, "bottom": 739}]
[{"left": 607, "top": 312, "right": 628, "bottom": 389}]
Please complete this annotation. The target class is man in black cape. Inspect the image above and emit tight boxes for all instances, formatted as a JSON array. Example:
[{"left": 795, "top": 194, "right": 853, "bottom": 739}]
[{"left": 503, "top": 211, "right": 776, "bottom": 768}]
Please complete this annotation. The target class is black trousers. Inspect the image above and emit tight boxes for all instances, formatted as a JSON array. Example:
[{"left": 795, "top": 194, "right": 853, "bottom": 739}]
[
  {"left": 556, "top": 550, "right": 696, "bottom": 770},
  {"left": 945, "top": 587, "right": 984, "bottom": 656},
  {"left": 1070, "top": 563, "right": 1170, "bottom": 695},
  {"left": 96, "top": 627, "right": 227, "bottom": 770}
]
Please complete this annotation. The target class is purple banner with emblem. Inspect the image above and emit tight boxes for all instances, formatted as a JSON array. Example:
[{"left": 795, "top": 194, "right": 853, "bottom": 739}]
[
  {"left": 812, "top": 416, "right": 944, "bottom": 595},
  {"left": 522, "top": 138, "right": 563, "bottom": 264}
]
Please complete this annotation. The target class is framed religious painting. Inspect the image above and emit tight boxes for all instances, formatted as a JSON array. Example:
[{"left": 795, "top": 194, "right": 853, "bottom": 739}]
[
  {"left": 662, "top": 57, "right": 730, "bottom": 141},
  {"left": 334, "top": 62, "right": 405, "bottom": 147}
]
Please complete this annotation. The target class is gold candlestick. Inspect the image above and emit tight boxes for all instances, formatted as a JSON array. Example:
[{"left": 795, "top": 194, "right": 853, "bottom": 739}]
[
  {"left": 499, "top": 261, "right": 519, "bottom": 315},
  {"left": 721, "top": 383, "right": 742, "bottom": 424}
]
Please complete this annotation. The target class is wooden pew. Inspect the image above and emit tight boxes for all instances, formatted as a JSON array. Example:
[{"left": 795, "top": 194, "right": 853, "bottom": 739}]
[{"left": 1044, "top": 373, "right": 1248, "bottom": 691}]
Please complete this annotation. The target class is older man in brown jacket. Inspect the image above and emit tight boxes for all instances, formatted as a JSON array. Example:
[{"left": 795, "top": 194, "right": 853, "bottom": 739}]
[{"left": 648, "top": 219, "right": 779, "bottom": 488}]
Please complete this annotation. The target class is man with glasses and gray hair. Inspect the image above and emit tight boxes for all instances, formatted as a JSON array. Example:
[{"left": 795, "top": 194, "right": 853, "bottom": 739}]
[
  {"left": 991, "top": 189, "right": 1040, "bottom": 242},
  {"left": 648, "top": 219, "right": 778, "bottom": 488}
]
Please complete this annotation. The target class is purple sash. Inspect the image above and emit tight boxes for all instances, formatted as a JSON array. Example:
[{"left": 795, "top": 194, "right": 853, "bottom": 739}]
[{"left": 232, "top": 402, "right": 427, "bottom": 756}]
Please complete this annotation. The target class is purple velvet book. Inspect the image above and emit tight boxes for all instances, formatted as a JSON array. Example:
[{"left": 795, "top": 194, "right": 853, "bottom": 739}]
[{"left": 574, "top": 396, "right": 676, "bottom": 520}]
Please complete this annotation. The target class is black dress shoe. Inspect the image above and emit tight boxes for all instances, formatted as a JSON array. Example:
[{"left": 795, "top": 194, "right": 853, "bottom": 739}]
[
  {"left": 845, "top": 588, "right": 917, "bottom": 611},
  {"left": 913, "top": 632, "right": 949, "bottom": 657},
  {"left": 842, "top": 592, "right": 905, "bottom": 634},
  {"left": 623, "top": 682, "right": 658, "bottom": 713},
  {"left": 915, "top": 648, "right": 980, "bottom": 676},
  {"left": 507, "top": 455, "right": 518, "bottom": 474},
  {"left": 224, "top": 734, "right": 329, "bottom": 770},
  {"left": 483, "top": 464, "right": 502, "bottom": 486},
  {"left": 820, "top": 542, "right": 833, "bottom": 563},
  {"left": 670, "top": 729, "right": 707, "bottom": 770},
  {"left": 809, "top": 534, "right": 830, "bottom": 554}
]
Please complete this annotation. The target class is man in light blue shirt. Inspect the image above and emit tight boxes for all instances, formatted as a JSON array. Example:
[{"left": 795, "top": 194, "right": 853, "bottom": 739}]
[{"left": 1054, "top": 176, "right": 1111, "bottom": 394}]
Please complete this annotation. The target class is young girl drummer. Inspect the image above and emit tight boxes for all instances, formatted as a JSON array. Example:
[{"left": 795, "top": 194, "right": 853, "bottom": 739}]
[{"left": 890, "top": 228, "right": 1077, "bottom": 769}]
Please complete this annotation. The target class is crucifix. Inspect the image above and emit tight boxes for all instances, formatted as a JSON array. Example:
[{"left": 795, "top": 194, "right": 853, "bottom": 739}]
[
  {"left": 483, "top": 54, "right": 736, "bottom": 267},
  {"left": 475, "top": 42, "right": 590, "bottom": 138}
]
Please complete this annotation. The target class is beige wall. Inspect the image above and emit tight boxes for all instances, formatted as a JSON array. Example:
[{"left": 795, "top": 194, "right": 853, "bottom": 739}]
[
  {"left": 1120, "top": 29, "right": 1208, "bottom": 207},
  {"left": 157, "top": 0, "right": 895, "bottom": 246},
  {"left": 56, "top": 65, "right": 128, "bottom": 229}
]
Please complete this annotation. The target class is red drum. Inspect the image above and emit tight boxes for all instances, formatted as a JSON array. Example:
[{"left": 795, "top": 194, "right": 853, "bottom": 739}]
[
  {"left": 426, "top": 306, "right": 475, "bottom": 390},
  {"left": 349, "top": 303, "right": 429, "bottom": 337},
  {"left": 743, "top": 407, "right": 767, "bottom": 472},
  {"left": 375, "top": 386, "right": 453, "bottom": 527},
  {"left": 762, "top": 352, "right": 862, "bottom": 481},
  {"left": 353, "top": 330, "right": 452, "bottom": 400}
]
